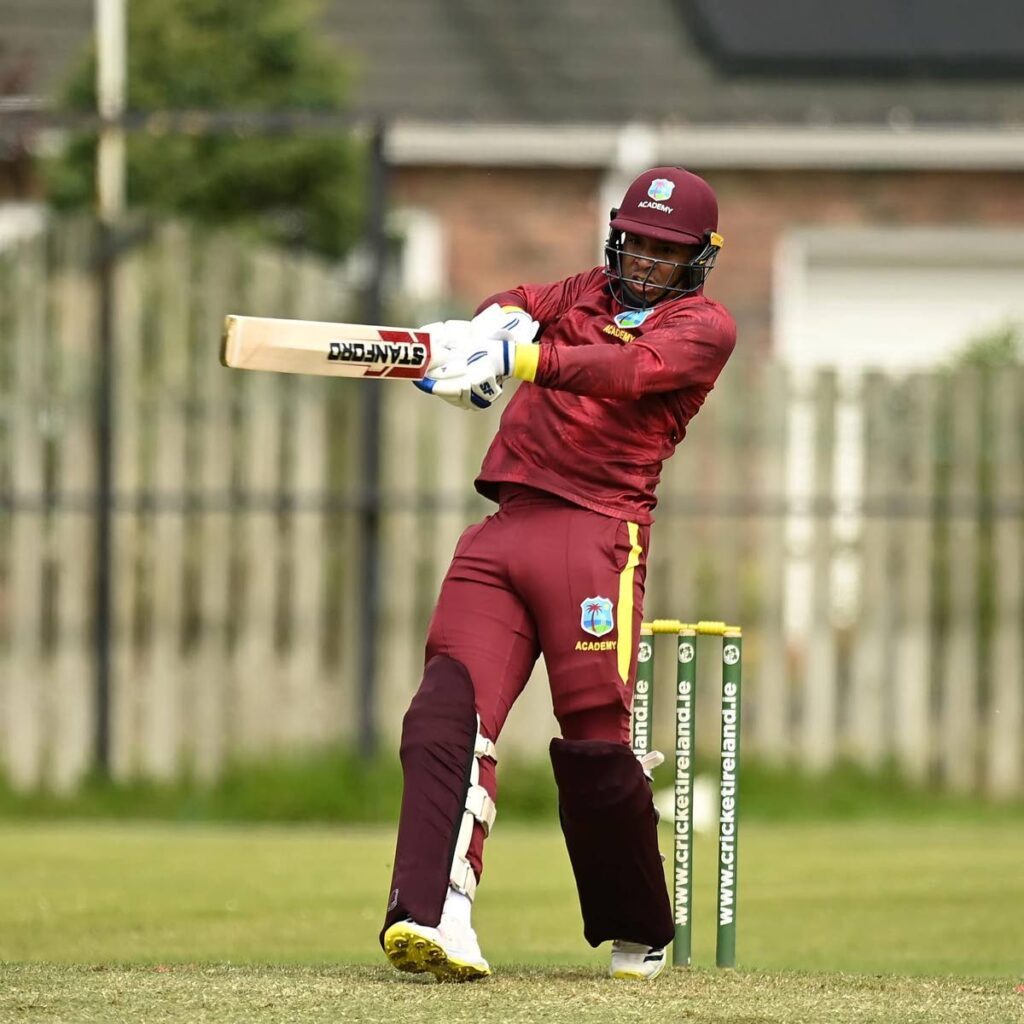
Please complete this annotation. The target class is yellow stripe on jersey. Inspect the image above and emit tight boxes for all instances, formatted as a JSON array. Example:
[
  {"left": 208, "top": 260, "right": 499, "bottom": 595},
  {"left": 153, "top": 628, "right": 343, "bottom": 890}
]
[
  {"left": 513, "top": 344, "right": 540, "bottom": 382},
  {"left": 616, "top": 521, "right": 643, "bottom": 684}
]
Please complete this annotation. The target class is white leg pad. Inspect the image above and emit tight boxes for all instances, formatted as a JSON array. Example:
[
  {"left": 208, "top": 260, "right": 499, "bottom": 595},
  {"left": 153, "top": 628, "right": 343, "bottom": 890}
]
[{"left": 448, "top": 718, "right": 497, "bottom": 901}]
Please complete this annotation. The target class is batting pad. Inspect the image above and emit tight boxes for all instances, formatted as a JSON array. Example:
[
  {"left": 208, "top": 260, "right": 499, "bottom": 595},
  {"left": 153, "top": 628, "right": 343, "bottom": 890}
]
[
  {"left": 550, "top": 738, "right": 674, "bottom": 950},
  {"left": 380, "top": 655, "right": 479, "bottom": 945}
]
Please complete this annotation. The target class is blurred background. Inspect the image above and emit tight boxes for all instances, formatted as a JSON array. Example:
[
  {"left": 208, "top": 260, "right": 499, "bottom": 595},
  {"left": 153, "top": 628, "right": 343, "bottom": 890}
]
[{"left": 0, "top": 0, "right": 1022, "bottom": 816}]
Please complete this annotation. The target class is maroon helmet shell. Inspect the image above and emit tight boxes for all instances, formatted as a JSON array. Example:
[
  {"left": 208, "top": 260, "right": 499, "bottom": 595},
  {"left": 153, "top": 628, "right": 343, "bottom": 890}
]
[{"left": 610, "top": 167, "right": 718, "bottom": 245}]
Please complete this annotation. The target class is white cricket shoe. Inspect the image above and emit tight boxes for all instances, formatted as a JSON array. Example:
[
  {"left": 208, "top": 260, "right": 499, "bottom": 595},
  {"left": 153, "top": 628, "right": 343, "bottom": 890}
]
[
  {"left": 383, "top": 889, "right": 490, "bottom": 982},
  {"left": 609, "top": 940, "right": 667, "bottom": 980}
]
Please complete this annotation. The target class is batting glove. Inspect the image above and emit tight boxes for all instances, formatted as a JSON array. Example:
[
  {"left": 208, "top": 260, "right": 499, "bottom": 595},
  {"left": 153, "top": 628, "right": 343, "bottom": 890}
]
[
  {"left": 414, "top": 357, "right": 504, "bottom": 411},
  {"left": 413, "top": 326, "right": 506, "bottom": 411},
  {"left": 414, "top": 305, "right": 538, "bottom": 412},
  {"left": 471, "top": 303, "right": 540, "bottom": 348}
]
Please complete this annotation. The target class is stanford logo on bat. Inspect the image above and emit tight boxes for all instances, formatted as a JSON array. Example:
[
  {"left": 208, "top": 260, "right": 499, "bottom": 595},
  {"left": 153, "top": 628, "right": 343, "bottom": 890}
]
[
  {"left": 327, "top": 340, "right": 428, "bottom": 368},
  {"left": 221, "top": 315, "right": 434, "bottom": 381}
]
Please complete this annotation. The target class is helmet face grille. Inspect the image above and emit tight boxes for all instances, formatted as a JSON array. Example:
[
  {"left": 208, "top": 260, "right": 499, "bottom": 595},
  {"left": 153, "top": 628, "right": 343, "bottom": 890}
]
[{"left": 604, "top": 229, "right": 721, "bottom": 310}]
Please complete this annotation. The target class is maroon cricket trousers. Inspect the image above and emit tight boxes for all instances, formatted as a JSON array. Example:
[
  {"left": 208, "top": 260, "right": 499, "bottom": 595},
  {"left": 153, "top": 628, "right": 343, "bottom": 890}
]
[{"left": 424, "top": 484, "right": 650, "bottom": 879}]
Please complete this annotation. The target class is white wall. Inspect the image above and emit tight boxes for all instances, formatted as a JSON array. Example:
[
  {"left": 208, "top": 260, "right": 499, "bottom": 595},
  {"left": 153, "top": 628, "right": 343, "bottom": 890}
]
[
  {"left": 775, "top": 227, "right": 1024, "bottom": 370},
  {"left": 0, "top": 202, "right": 45, "bottom": 249}
]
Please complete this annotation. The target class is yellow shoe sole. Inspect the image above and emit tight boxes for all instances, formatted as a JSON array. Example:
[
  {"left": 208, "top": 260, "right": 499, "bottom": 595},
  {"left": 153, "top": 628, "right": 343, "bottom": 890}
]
[
  {"left": 383, "top": 922, "right": 491, "bottom": 983},
  {"left": 610, "top": 960, "right": 667, "bottom": 981}
]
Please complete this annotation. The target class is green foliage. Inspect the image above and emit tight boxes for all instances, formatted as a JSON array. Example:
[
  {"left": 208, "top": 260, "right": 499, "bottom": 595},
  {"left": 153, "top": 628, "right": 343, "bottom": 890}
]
[
  {"left": 44, "top": 0, "right": 363, "bottom": 257},
  {"left": 0, "top": 747, "right": 557, "bottom": 823},
  {"left": 949, "top": 320, "right": 1024, "bottom": 368},
  {"left": 734, "top": 758, "right": 1024, "bottom": 821},
  {"left": 1, "top": 748, "right": 1020, "bottom": 824}
]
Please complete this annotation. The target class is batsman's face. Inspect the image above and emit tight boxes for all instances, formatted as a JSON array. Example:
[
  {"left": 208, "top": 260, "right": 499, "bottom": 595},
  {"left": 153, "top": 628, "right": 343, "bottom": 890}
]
[{"left": 620, "top": 233, "right": 699, "bottom": 301}]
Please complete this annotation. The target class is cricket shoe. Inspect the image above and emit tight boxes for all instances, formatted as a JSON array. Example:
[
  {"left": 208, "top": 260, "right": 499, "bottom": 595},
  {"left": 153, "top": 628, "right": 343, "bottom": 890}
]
[
  {"left": 609, "top": 940, "right": 667, "bottom": 980},
  {"left": 383, "top": 918, "right": 491, "bottom": 982}
]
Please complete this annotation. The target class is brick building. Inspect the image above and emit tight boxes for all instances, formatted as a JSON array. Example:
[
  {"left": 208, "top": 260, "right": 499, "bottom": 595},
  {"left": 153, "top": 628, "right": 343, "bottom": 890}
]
[{"left": 3, "top": 0, "right": 1024, "bottom": 361}]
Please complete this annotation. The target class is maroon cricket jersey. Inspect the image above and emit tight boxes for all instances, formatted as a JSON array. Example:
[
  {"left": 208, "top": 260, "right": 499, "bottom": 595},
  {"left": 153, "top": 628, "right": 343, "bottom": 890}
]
[{"left": 474, "top": 267, "right": 737, "bottom": 525}]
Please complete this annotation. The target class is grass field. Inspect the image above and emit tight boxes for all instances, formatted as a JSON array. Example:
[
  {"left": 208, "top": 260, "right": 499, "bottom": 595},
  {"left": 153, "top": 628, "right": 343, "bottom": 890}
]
[{"left": 1, "top": 820, "right": 1022, "bottom": 1022}]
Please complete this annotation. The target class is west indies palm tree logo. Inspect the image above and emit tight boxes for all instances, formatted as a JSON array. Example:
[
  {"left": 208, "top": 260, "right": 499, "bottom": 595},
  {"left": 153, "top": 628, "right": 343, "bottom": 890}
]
[
  {"left": 647, "top": 178, "right": 675, "bottom": 202},
  {"left": 580, "top": 596, "right": 614, "bottom": 637},
  {"left": 614, "top": 308, "right": 654, "bottom": 329}
]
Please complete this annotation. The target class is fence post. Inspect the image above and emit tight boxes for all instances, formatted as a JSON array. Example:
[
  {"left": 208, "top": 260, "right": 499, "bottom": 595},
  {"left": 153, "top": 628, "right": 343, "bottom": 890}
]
[
  {"left": 986, "top": 369, "right": 1023, "bottom": 797},
  {"left": 849, "top": 371, "right": 894, "bottom": 767},
  {"left": 942, "top": 370, "right": 981, "bottom": 791},
  {"left": 93, "top": 221, "right": 115, "bottom": 778},
  {"left": 800, "top": 370, "right": 837, "bottom": 772},
  {"left": 893, "top": 374, "right": 936, "bottom": 783}
]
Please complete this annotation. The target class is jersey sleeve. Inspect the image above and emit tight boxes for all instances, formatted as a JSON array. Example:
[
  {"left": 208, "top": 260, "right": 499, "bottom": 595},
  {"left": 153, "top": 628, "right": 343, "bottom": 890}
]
[
  {"left": 476, "top": 268, "right": 606, "bottom": 329},
  {"left": 527, "top": 310, "right": 737, "bottom": 400}
]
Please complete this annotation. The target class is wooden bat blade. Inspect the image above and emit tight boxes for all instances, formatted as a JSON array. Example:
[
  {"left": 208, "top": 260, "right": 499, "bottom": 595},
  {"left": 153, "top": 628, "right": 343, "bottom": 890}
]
[{"left": 221, "top": 315, "right": 435, "bottom": 379}]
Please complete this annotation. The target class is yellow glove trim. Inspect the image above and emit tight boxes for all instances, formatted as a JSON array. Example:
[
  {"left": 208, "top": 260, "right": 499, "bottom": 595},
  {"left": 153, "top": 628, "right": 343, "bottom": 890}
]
[
  {"left": 501, "top": 304, "right": 528, "bottom": 313},
  {"left": 513, "top": 344, "right": 540, "bottom": 382}
]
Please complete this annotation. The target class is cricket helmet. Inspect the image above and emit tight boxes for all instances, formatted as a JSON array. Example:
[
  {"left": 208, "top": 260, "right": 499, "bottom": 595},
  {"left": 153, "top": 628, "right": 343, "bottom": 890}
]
[{"left": 605, "top": 166, "right": 723, "bottom": 309}]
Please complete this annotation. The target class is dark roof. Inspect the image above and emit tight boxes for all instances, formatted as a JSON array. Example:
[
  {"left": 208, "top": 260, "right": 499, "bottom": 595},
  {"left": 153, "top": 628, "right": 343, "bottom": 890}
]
[
  {"left": 1, "top": 0, "right": 1022, "bottom": 127},
  {"left": 685, "top": 0, "right": 1024, "bottom": 76},
  {"left": 325, "top": 0, "right": 1024, "bottom": 126},
  {"left": 0, "top": 0, "right": 91, "bottom": 100}
]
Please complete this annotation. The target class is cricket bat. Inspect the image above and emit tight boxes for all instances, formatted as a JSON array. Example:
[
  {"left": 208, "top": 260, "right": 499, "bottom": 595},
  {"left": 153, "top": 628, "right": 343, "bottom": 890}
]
[{"left": 220, "top": 315, "right": 436, "bottom": 380}]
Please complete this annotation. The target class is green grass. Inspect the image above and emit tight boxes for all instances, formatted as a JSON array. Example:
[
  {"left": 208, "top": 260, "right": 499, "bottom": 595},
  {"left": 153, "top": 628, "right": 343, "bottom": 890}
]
[
  {"left": 1, "top": 820, "right": 1023, "bottom": 1022},
  {"left": 2, "top": 965, "right": 1020, "bottom": 1024},
  {"left": 2, "top": 748, "right": 1021, "bottom": 825}
]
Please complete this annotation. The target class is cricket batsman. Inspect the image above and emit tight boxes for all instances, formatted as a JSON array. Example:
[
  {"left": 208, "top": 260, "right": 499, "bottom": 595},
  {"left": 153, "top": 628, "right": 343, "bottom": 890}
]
[{"left": 380, "top": 167, "right": 736, "bottom": 982}]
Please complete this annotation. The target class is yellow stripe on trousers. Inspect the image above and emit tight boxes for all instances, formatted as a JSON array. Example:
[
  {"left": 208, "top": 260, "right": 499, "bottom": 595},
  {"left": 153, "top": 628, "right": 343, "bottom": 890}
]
[{"left": 616, "top": 521, "right": 642, "bottom": 684}]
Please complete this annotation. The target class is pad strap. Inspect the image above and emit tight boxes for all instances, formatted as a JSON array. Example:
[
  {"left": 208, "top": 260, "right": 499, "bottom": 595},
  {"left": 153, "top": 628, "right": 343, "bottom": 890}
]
[
  {"left": 466, "top": 784, "right": 497, "bottom": 833},
  {"left": 449, "top": 718, "right": 497, "bottom": 900},
  {"left": 450, "top": 855, "right": 477, "bottom": 900}
]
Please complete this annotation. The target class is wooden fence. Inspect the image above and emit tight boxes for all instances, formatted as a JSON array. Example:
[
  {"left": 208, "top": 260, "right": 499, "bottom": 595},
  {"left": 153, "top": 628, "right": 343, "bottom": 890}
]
[{"left": 1, "top": 220, "right": 1022, "bottom": 796}]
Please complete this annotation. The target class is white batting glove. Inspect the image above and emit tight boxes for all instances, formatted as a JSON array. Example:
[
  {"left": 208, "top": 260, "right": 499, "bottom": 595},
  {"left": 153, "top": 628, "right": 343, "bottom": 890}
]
[
  {"left": 414, "top": 305, "right": 537, "bottom": 411},
  {"left": 421, "top": 306, "right": 536, "bottom": 373},
  {"left": 415, "top": 356, "right": 504, "bottom": 410},
  {"left": 472, "top": 303, "right": 539, "bottom": 351},
  {"left": 419, "top": 318, "right": 473, "bottom": 373},
  {"left": 415, "top": 312, "right": 514, "bottom": 411},
  {"left": 425, "top": 377, "right": 503, "bottom": 412},
  {"left": 413, "top": 318, "right": 474, "bottom": 408},
  {"left": 414, "top": 329, "right": 506, "bottom": 411},
  {"left": 416, "top": 316, "right": 498, "bottom": 366}
]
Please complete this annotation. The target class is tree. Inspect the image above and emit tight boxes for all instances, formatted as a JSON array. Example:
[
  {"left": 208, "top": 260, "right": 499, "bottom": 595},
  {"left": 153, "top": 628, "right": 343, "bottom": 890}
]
[
  {"left": 45, "top": 0, "right": 363, "bottom": 257},
  {"left": 950, "top": 320, "right": 1024, "bottom": 368}
]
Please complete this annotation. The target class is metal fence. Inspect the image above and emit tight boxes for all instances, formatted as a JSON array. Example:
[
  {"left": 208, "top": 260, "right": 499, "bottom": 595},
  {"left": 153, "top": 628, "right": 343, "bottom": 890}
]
[{"left": 1, "top": 219, "right": 1022, "bottom": 796}]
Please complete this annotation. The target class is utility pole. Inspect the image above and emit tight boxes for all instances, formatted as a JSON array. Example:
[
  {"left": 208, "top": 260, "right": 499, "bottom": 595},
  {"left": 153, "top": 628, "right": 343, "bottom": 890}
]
[
  {"left": 357, "top": 120, "right": 388, "bottom": 759},
  {"left": 96, "top": 0, "right": 126, "bottom": 220},
  {"left": 93, "top": 0, "right": 126, "bottom": 776}
]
